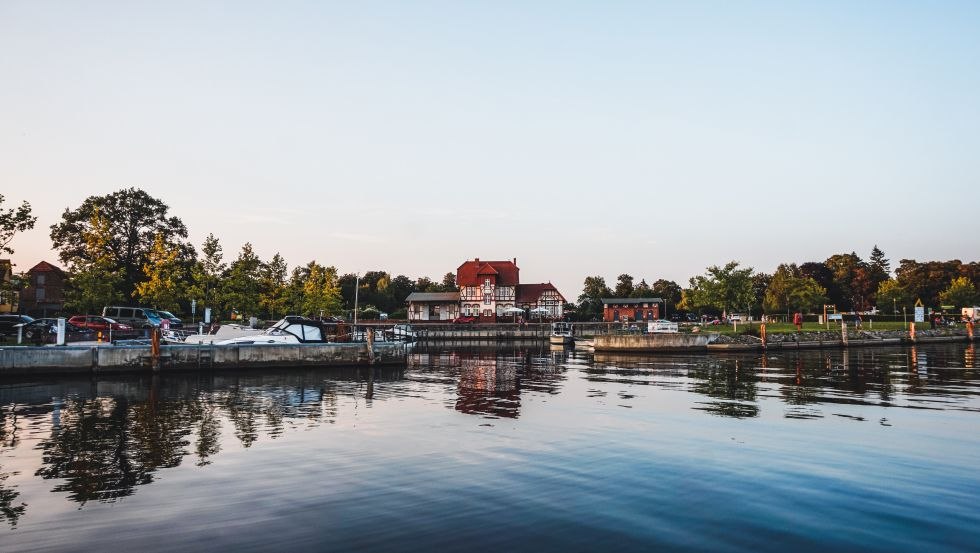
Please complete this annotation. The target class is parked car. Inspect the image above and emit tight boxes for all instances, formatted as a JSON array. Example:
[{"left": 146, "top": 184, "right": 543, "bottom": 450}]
[
  {"left": 152, "top": 310, "right": 184, "bottom": 329},
  {"left": 102, "top": 306, "right": 168, "bottom": 329},
  {"left": 16, "top": 318, "right": 95, "bottom": 345},
  {"left": 68, "top": 315, "right": 137, "bottom": 337},
  {"left": 452, "top": 316, "right": 476, "bottom": 324},
  {"left": 0, "top": 314, "right": 33, "bottom": 336}
]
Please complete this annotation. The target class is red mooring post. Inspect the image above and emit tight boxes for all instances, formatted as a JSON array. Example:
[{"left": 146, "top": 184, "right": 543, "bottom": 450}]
[
  {"left": 760, "top": 323, "right": 767, "bottom": 349},
  {"left": 967, "top": 320, "right": 974, "bottom": 341},
  {"left": 151, "top": 328, "right": 161, "bottom": 372},
  {"left": 909, "top": 322, "right": 916, "bottom": 343}
]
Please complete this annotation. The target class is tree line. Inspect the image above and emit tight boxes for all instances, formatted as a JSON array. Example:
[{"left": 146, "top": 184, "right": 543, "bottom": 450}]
[
  {"left": 574, "top": 246, "right": 979, "bottom": 321},
  {"left": 2, "top": 189, "right": 978, "bottom": 321}
]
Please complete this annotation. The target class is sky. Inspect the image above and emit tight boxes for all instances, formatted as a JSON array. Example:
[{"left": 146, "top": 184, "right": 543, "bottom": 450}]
[{"left": 2, "top": 0, "right": 978, "bottom": 299}]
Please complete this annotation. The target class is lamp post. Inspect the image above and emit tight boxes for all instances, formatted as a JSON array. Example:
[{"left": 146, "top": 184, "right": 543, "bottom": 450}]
[{"left": 353, "top": 274, "right": 360, "bottom": 326}]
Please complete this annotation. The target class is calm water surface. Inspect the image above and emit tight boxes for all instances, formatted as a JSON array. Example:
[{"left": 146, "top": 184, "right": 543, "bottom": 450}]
[{"left": 1, "top": 344, "right": 978, "bottom": 552}]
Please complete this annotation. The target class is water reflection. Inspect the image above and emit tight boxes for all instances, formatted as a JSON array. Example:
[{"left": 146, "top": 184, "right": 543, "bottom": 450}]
[{"left": 0, "top": 343, "right": 977, "bottom": 535}]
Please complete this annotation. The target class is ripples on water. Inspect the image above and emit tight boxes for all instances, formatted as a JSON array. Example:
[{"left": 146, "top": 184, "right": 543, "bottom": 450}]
[{"left": 0, "top": 344, "right": 978, "bottom": 552}]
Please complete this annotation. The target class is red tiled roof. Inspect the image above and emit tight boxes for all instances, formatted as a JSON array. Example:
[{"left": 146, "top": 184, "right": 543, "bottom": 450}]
[
  {"left": 29, "top": 261, "right": 64, "bottom": 274},
  {"left": 516, "top": 283, "right": 565, "bottom": 304},
  {"left": 457, "top": 259, "right": 519, "bottom": 287}
]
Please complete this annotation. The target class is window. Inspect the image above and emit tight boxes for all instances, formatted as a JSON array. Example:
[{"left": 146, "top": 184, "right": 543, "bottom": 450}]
[
  {"left": 484, "top": 278, "right": 490, "bottom": 287},
  {"left": 36, "top": 288, "right": 45, "bottom": 301},
  {"left": 301, "top": 325, "right": 322, "bottom": 341},
  {"left": 36, "top": 274, "right": 46, "bottom": 286},
  {"left": 483, "top": 292, "right": 491, "bottom": 305},
  {"left": 483, "top": 309, "right": 492, "bottom": 317}
]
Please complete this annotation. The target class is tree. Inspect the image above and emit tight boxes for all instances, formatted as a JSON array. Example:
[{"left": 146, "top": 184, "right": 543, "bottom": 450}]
[
  {"left": 868, "top": 245, "right": 890, "bottom": 292},
  {"left": 785, "top": 277, "right": 828, "bottom": 313},
  {"left": 751, "top": 272, "right": 772, "bottom": 315},
  {"left": 223, "top": 243, "right": 262, "bottom": 319},
  {"left": 939, "top": 277, "right": 978, "bottom": 309},
  {"left": 875, "top": 279, "right": 915, "bottom": 314},
  {"left": 440, "top": 272, "right": 457, "bottom": 291},
  {"left": 63, "top": 209, "right": 125, "bottom": 314},
  {"left": 685, "top": 261, "right": 755, "bottom": 315},
  {"left": 824, "top": 252, "right": 866, "bottom": 311},
  {"left": 302, "top": 262, "right": 342, "bottom": 317},
  {"left": 259, "top": 253, "right": 288, "bottom": 319},
  {"left": 614, "top": 274, "right": 634, "bottom": 298},
  {"left": 187, "top": 234, "right": 226, "bottom": 314},
  {"left": 0, "top": 194, "right": 36, "bottom": 255},
  {"left": 135, "top": 233, "right": 186, "bottom": 311},
  {"left": 50, "top": 188, "right": 190, "bottom": 299},
  {"left": 650, "top": 279, "right": 682, "bottom": 313},
  {"left": 763, "top": 264, "right": 800, "bottom": 315},
  {"left": 577, "top": 276, "right": 612, "bottom": 321},
  {"left": 631, "top": 279, "right": 652, "bottom": 298}
]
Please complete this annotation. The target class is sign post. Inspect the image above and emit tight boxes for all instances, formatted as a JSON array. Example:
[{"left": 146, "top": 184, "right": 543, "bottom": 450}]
[
  {"left": 56, "top": 318, "right": 66, "bottom": 346},
  {"left": 914, "top": 299, "right": 925, "bottom": 324},
  {"left": 191, "top": 299, "right": 197, "bottom": 324}
]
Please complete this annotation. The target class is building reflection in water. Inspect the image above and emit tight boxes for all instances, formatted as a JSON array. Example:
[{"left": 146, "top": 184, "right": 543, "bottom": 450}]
[{"left": 409, "top": 346, "right": 567, "bottom": 419}]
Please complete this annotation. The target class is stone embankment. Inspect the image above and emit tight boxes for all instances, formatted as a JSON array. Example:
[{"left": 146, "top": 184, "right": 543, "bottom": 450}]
[{"left": 708, "top": 328, "right": 973, "bottom": 352}]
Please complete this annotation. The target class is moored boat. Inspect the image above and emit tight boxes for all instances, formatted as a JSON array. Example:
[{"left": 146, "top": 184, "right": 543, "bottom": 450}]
[{"left": 550, "top": 322, "right": 574, "bottom": 345}]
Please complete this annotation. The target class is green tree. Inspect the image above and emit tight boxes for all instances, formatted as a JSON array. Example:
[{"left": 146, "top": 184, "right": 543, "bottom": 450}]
[
  {"left": 50, "top": 188, "right": 191, "bottom": 299},
  {"left": 614, "top": 274, "right": 634, "bottom": 298},
  {"left": 939, "top": 277, "right": 978, "bottom": 309},
  {"left": 259, "top": 253, "right": 288, "bottom": 319},
  {"left": 187, "top": 233, "right": 226, "bottom": 314},
  {"left": 631, "top": 279, "right": 652, "bottom": 298},
  {"left": 0, "top": 194, "right": 36, "bottom": 255},
  {"left": 63, "top": 209, "right": 126, "bottom": 314},
  {"left": 875, "top": 279, "right": 915, "bottom": 314},
  {"left": 650, "top": 279, "right": 682, "bottom": 313},
  {"left": 302, "top": 262, "right": 342, "bottom": 317},
  {"left": 223, "top": 243, "right": 262, "bottom": 319},
  {"left": 440, "top": 272, "right": 457, "bottom": 292},
  {"left": 577, "top": 275, "right": 612, "bottom": 321},
  {"left": 763, "top": 264, "right": 800, "bottom": 314},
  {"left": 686, "top": 261, "right": 755, "bottom": 315},
  {"left": 135, "top": 233, "right": 186, "bottom": 311},
  {"left": 785, "top": 277, "right": 828, "bottom": 313}
]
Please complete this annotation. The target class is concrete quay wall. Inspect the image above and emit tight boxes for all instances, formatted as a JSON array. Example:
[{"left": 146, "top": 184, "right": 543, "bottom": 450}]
[
  {"left": 593, "top": 333, "right": 719, "bottom": 352},
  {"left": 0, "top": 342, "right": 407, "bottom": 376}
]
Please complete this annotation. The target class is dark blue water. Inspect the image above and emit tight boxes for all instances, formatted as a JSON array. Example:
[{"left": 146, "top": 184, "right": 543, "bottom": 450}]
[{"left": 1, "top": 344, "right": 978, "bottom": 552}]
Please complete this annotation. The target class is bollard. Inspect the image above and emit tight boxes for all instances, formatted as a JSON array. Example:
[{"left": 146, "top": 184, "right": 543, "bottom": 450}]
[
  {"left": 967, "top": 321, "right": 974, "bottom": 341},
  {"left": 760, "top": 323, "right": 767, "bottom": 349},
  {"left": 841, "top": 322, "right": 848, "bottom": 346},
  {"left": 910, "top": 322, "right": 916, "bottom": 342},
  {"left": 151, "top": 328, "right": 161, "bottom": 372},
  {"left": 97, "top": 331, "right": 103, "bottom": 343},
  {"left": 366, "top": 327, "right": 375, "bottom": 365}
]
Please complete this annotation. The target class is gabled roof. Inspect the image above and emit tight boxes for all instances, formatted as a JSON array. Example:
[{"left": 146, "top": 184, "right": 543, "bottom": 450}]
[
  {"left": 601, "top": 297, "right": 663, "bottom": 305},
  {"left": 405, "top": 292, "right": 461, "bottom": 303},
  {"left": 29, "top": 261, "right": 64, "bottom": 274},
  {"left": 457, "top": 259, "right": 519, "bottom": 287},
  {"left": 517, "top": 283, "right": 566, "bottom": 304}
]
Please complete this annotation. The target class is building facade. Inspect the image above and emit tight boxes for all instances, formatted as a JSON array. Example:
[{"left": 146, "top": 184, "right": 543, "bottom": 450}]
[
  {"left": 20, "top": 261, "right": 66, "bottom": 317},
  {"left": 601, "top": 297, "right": 662, "bottom": 323},
  {"left": 404, "top": 258, "right": 566, "bottom": 322}
]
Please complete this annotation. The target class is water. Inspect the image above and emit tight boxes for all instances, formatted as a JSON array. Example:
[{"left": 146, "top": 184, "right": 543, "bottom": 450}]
[{"left": 1, "top": 344, "right": 978, "bottom": 552}]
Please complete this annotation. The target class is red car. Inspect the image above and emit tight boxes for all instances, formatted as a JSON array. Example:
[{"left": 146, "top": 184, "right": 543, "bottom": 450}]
[
  {"left": 68, "top": 315, "right": 136, "bottom": 337},
  {"left": 452, "top": 316, "right": 476, "bottom": 324}
]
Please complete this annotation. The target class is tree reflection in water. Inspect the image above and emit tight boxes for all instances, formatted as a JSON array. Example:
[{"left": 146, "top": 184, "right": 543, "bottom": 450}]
[
  {"left": 19, "top": 369, "right": 399, "bottom": 507},
  {"left": 0, "top": 404, "right": 26, "bottom": 526}
]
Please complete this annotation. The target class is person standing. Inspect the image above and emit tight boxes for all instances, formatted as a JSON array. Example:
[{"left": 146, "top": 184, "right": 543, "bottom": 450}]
[{"left": 793, "top": 312, "right": 803, "bottom": 332}]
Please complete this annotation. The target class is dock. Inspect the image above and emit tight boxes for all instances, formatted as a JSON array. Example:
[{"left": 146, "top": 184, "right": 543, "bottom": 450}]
[{"left": 0, "top": 341, "right": 409, "bottom": 376}]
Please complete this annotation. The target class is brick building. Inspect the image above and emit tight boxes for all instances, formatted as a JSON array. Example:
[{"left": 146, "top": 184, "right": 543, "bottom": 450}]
[
  {"left": 601, "top": 297, "right": 662, "bottom": 323},
  {"left": 20, "top": 261, "right": 66, "bottom": 317}
]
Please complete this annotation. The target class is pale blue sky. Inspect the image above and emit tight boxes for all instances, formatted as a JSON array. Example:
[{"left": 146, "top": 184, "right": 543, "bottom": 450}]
[{"left": 2, "top": 1, "right": 978, "bottom": 298}]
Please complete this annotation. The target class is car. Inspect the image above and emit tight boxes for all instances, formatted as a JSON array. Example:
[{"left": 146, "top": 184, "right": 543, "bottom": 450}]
[
  {"left": 16, "top": 318, "right": 95, "bottom": 345},
  {"left": 68, "top": 315, "right": 137, "bottom": 337},
  {"left": 152, "top": 309, "right": 184, "bottom": 329},
  {"left": 452, "top": 316, "right": 476, "bottom": 324},
  {"left": 0, "top": 314, "right": 34, "bottom": 336},
  {"left": 102, "top": 306, "right": 179, "bottom": 329}
]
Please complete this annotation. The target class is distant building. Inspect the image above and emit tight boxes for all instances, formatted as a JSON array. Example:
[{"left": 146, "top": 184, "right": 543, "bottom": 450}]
[
  {"left": 0, "top": 259, "right": 17, "bottom": 313},
  {"left": 405, "top": 258, "right": 566, "bottom": 322},
  {"left": 406, "top": 292, "right": 460, "bottom": 321},
  {"left": 20, "top": 261, "right": 66, "bottom": 317},
  {"left": 456, "top": 258, "right": 565, "bottom": 322},
  {"left": 601, "top": 297, "right": 662, "bottom": 323}
]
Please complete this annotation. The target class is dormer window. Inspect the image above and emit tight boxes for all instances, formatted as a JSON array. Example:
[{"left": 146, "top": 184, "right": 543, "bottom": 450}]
[{"left": 484, "top": 278, "right": 490, "bottom": 287}]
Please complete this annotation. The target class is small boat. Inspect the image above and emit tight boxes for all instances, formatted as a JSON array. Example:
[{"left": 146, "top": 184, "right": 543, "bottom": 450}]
[
  {"left": 214, "top": 316, "right": 338, "bottom": 345},
  {"left": 550, "top": 322, "right": 574, "bottom": 345}
]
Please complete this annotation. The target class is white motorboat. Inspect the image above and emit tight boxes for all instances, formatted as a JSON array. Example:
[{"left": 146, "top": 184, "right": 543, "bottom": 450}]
[
  {"left": 550, "top": 322, "right": 574, "bottom": 345},
  {"left": 184, "top": 323, "right": 266, "bottom": 344},
  {"left": 214, "top": 316, "right": 335, "bottom": 345}
]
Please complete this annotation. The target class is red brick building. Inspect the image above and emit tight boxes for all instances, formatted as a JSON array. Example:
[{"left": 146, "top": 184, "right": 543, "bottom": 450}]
[
  {"left": 601, "top": 297, "right": 662, "bottom": 323},
  {"left": 20, "top": 261, "right": 66, "bottom": 317}
]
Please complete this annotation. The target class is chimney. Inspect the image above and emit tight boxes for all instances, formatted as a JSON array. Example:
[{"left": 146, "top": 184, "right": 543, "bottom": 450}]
[
  {"left": 513, "top": 257, "right": 517, "bottom": 266},
  {"left": 475, "top": 257, "right": 479, "bottom": 263}
]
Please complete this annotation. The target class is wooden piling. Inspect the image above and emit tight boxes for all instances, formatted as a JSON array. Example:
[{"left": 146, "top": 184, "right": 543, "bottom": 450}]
[{"left": 150, "top": 328, "right": 161, "bottom": 372}]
